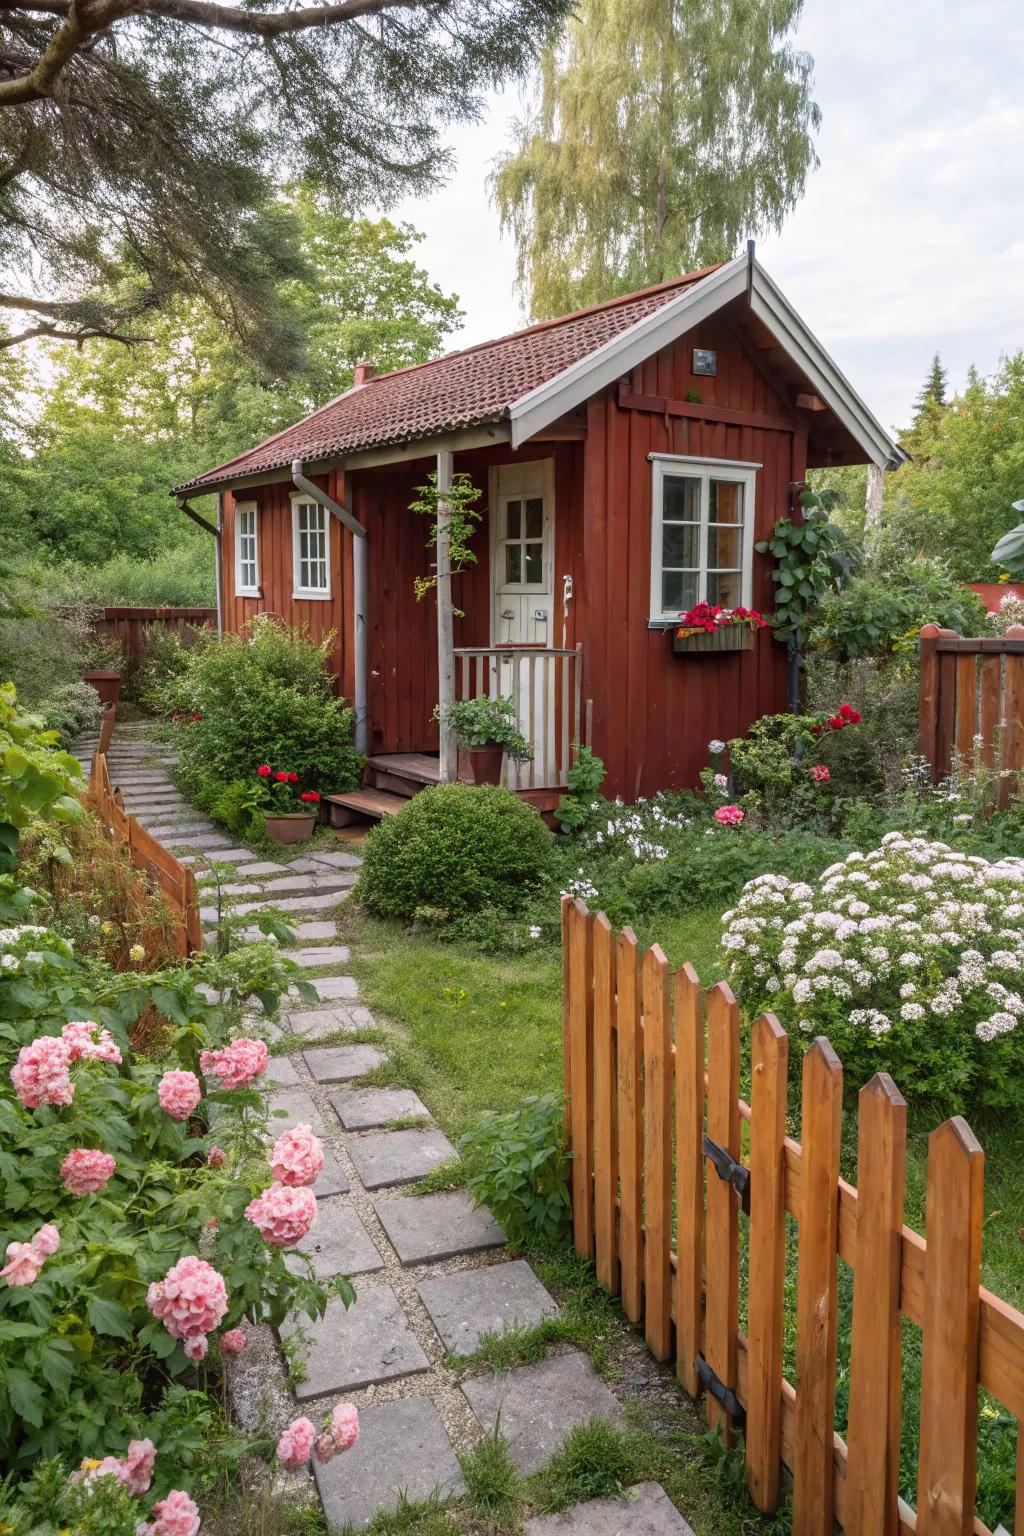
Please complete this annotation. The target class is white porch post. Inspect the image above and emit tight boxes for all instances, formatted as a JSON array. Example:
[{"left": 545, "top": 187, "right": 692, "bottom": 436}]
[{"left": 436, "top": 448, "right": 458, "bottom": 782}]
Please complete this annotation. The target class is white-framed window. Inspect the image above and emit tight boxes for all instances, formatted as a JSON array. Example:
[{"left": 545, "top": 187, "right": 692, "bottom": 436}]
[
  {"left": 290, "top": 495, "right": 331, "bottom": 599},
  {"left": 234, "top": 501, "right": 260, "bottom": 595},
  {"left": 648, "top": 454, "right": 760, "bottom": 622}
]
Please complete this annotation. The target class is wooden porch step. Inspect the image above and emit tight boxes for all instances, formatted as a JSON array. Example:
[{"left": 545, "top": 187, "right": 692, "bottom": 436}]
[{"left": 324, "top": 789, "right": 407, "bottom": 827}]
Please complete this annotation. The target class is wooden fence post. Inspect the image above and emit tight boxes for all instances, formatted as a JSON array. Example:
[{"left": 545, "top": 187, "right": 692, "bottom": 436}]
[
  {"left": 918, "top": 623, "right": 941, "bottom": 778},
  {"left": 674, "top": 963, "right": 704, "bottom": 1398},
  {"left": 847, "top": 1073, "right": 907, "bottom": 1536},
  {"left": 916, "top": 1117, "right": 984, "bottom": 1535},
  {"left": 793, "top": 1038, "right": 843, "bottom": 1536},
  {"left": 746, "top": 1013, "right": 788, "bottom": 1512},
  {"left": 592, "top": 913, "right": 618, "bottom": 1293},
  {"left": 568, "top": 899, "right": 595, "bottom": 1258},
  {"left": 561, "top": 894, "right": 572, "bottom": 1138},
  {"left": 704, "top": 982, "right": 740, "bottom": 1444},
  {"left": 642, "top": 944, "right": 672, "bottom": 1361},
  {"left": 615, "top": 928, "right": 644, "bottom": 1322}
]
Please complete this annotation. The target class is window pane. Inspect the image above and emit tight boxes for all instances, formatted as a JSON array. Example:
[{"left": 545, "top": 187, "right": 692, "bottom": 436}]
[
  {"left": 525, "top": 498, "right": 544, "bottom": 538},
  {"left": 708, "top": 525, "right": 742, "bottom": 568},
  {"left": 506, "top": 500, "right": 521, "bottom": 539},
  {"left": 709, "top": 480, "right": 744, "bottom": 524},
  {"left": 524, "top": 543, "right": 543, "bottom": 583},
  {"left": 663, "top": 475, "right": 701, "bottom": 522},
  {"left": 707, "top": 570, "right": 742, "bottom": 607},
  {"left": 663, "top": 522, "right": 699, "bottom": 567},
  {"left": 662, "top": 569, "right": 698, "bottom": 613},
  {"left": 506, "top": 544, "right": 522, "bottom": 583}
]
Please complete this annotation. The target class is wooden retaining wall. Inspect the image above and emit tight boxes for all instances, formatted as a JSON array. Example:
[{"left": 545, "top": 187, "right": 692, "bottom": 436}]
[{"left": 561, "top": 894, "right": 1024, "bottom": 1536}]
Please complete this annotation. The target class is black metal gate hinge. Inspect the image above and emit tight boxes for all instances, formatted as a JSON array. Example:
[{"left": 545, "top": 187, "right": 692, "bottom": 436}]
[
  {"left": 694, "top": 1353, "right": 745, "bottom": 1426},
  {"left": 702, "top": 1132, "right": 751, "bottom": 1215}
]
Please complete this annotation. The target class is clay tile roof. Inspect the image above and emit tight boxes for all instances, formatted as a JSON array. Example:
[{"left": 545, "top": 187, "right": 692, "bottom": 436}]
[{"left": 174, "top": 265, "right": 723, "bottom": 494}]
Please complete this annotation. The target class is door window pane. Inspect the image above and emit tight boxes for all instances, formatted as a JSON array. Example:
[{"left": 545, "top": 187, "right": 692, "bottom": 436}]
[
  {"left": 709, "top": 480, "right": 744, "bottom": 524},
  {"left": 525, "top": 498, "right": 544, "bottom": 538},
  {"left": 505, "top": 500, "right": 521, "bottom": 539},
  {"left": 524, "top": 544, "right": 543, "bottom": 583},
  {"left": 505, "top": 544, "right": 522, "bottom": 583}
]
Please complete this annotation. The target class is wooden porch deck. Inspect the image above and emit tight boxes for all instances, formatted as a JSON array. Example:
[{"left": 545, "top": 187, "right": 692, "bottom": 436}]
[{"left": 324, "top": 751, "right": 563, "bottom": 828}]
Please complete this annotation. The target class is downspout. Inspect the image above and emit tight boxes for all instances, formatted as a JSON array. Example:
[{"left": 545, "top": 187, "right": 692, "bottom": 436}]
[
  {"left": 291, "top": 460, "right": 368, "bottom": 757},
  {"left": 175, "top": 495, "right": 222, "bottom": 638}
]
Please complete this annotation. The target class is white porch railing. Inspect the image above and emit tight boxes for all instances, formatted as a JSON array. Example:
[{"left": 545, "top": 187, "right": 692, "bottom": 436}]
[{"left": 454, "top": 644, "right": 583, "bottom": 789}]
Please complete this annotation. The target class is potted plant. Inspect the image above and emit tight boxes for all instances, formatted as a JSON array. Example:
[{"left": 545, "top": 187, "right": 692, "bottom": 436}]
[
  {"left": 672, "top": 601, "right": 768, "bottom": 655},
  {"left": 437, "top": 696, "right": 534, "bottom": 785},
  {"left": 251, "top": 764, "right": 322, "bottom": 843}
]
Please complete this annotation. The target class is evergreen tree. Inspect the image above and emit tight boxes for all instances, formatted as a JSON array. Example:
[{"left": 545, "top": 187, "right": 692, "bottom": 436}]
[
  {"left": 913, "top": 353, "right": 948, "bottom": 418},
  {"left": 491, "top": 0, "right": 820, "bottom": 318}
]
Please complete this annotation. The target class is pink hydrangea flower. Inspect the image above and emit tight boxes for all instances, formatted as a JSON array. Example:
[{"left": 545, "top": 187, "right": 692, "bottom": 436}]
[
  {"left": 0, "top": 1241, "right": 44, "bottom": 1287},
  {"left": 220, "top": 1328, "right": 246, "bottom": 1355},
  {"left": 157, "top": 1070, "right": 202, "bottom": 1120},
  {"left": 714, "top": 805, "right": 745, "bottom": 827},
  {"left": 199, "top": 1037, "right": 268, "bottom": 1090},
  {"left": 245, "top": 1182, "right": 316, "bottom": 1247},
  {"left": 809, "top": 763, "right": 831, "bottom": 784},
  {"left": 11, "top": 1035, "right": 74, "bottom": 1109},
  {"left": 61, "top": 1148, "right": 117, "bottom": 1195},
  {"left": 147, "top": 1255, "right": 228, "bottom": 1346},
  {"left": 183, "top": 1335, "right": 208, "bottom": 1362},
  {"left": 206, "top": 1146, "right": 226, "bottom": 1168},
  {"left": 62, "top": 1019, "right": 122, "bottom": 1064},
  {"left": 134, "top": 1488, "right": 201, "bottom": 1536},
  {"left": 276, "top": 1416, "right": 316, "bottom": 1470},
  {"left": 269, "top": 1124, "right": 324, "bottom": 1187},
  {"left": 31, "top": 1223, "right": 60, "bottom": 1257},
  {"left": 330, "top": 1402, "right": 359, "bottom": 1452}
]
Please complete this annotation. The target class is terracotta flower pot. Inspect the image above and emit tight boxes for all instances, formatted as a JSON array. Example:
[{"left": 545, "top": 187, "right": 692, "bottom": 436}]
[
  {"left": 264, "top": 812, "right": 317, "bottom": 844},
  {"left": 83, "top": 670, "right": 123, "bottom": 705},
  {"left": 457, "top": 743, "right": 505, "bottom": 785}
]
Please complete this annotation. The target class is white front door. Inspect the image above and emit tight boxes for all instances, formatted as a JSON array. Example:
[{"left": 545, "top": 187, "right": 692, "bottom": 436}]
[{"left": 490, "top": 460, "right": 556, "bottom": 786}]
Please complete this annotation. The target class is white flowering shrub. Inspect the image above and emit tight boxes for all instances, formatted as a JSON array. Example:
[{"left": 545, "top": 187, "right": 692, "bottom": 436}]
[{"left": 721, "top": 832, "right": 1024, "bottom": 1109}]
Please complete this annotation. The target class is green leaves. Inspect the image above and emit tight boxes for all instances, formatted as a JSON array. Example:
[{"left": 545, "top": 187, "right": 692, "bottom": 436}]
[
  {"left": 990, "top": 502, "right": 1024, "bottom": 576},
  {"left": 5, "top": 1368, "right": 45, "bottom": 1427},
  {"left": 758, "top": 490, "right": 863, "bottom": 650},
  {"left": 459, "top": 1094, "right": 571, "bottom": 1249},
  {"left": 85, "top": 1297, "right": 133, "bottom": 1340}
]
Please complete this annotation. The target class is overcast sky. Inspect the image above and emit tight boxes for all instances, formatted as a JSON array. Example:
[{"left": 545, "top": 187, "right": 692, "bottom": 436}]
[{"left": 393, "top": 0, "right": 1024, "bottom": 433}]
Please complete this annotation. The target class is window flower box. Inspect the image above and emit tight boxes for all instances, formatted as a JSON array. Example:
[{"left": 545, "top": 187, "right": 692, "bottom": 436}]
[{"left": 672, "top": 625, "right": 755, "bottom": 655}]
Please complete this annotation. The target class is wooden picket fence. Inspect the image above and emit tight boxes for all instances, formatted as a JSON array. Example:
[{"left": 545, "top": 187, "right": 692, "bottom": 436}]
[
  {"left": 919, "top": 620, "right": 1024, "bottom": 806},
  {"left": 88, "top": 753, "right": 203, "bottom": 956},
  {"left": 561, "top": 895, "right": 1024, "bottom": 1536}
]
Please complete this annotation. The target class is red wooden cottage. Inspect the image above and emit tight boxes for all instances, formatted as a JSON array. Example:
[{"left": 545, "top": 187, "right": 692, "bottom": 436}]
[{"left": 174, "top": 247, "right": 902, "bottom": 818}]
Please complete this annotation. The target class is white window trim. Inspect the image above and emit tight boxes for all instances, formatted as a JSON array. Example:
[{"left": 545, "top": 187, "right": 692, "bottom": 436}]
[
  {"left": 290, "top": 491, "right": 332, "bottom": 600},
  {"left": 647, "top": 453, "right": 761, "bottom": 624},
  {"left": 234, "top": 500, "right": 261, "bottom": 596}
]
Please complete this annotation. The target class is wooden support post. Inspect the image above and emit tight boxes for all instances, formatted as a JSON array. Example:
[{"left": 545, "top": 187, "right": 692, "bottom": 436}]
[
  {"left": 436, "top": 448, "right": 458, "bottom": 782},
  {"left": 847, "top": 1073, "right": 907, "bottom": 1536}
]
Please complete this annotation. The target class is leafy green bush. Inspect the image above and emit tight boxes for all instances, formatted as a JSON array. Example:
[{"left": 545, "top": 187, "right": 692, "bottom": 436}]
[
  {"left": 459, "top": 1094, "right": 571, "bottom": 1248},
  {"left": 804, "top": 655, "right": 921, "bottom": 798},
  {"left": 173, "top": 617, "right": 361, "bottom": 798},
  {"left": 554, "top": 745, "right": 606, "bottom": 833},
  {"left": 35, "top": 680, "right": 102, "bottom": 747},
  {"left": 810, "top": 555, "right": 985, "bottom": 661},
  {"left": 357, "top": 783, "right": 555, "bottom": 920}
]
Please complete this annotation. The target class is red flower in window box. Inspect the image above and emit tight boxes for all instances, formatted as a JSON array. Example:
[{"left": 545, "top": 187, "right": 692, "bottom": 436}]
[
  {"left": 274, "top": 771, "right": 290, "bottom": 782},
  {"left": 675, "top": 601, "right": 767, "bottom": 639}
]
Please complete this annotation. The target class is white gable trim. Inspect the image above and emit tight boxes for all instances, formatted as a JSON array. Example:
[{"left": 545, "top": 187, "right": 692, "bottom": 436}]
[{"left": 508, "top": 253, "right": 904, "bottom": 469}]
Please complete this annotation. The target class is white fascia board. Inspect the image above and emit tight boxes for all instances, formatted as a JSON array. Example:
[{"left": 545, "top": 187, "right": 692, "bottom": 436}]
[
  {"left": 508, "top": 254, "right": 750, "bottom": 448},
  {"left": 748, "top": 262, "right": 906, "bottom": 469}
]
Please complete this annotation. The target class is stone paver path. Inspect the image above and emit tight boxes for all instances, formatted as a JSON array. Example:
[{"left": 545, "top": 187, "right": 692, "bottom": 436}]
[{"left": 74, "top": 723, "right": 666, "bottom": 1532}]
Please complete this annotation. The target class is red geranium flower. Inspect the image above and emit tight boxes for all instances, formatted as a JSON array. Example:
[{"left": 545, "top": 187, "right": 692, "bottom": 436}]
[
  {"left": 838, "top": 703, "right": 862, "bottom": 724},
  {"left": 257, "top": 764, "right": 271, "bottom": 777},
  {"left": 274, "top": 771, "right": 289, "bottom": 782},
  {"left": 191, "top": 712, "right": 202, "bottom": 722},
  {"left": 288, "top": 772, "right": 300, "bottom": 783},
  {"left": 300, "top": 790, "right": 321, "bottom": 804},
  {"left": 827, "top": 716, "right": 846, "bottom": 731}
]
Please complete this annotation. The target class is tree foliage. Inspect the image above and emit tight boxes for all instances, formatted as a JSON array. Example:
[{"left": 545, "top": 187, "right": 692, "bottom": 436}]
[
  {"left": 491, "top": 0, "right": 820, "bottom": 317},
  {"left": 0, "top": 0, "right": 568, "bottom": 355}
]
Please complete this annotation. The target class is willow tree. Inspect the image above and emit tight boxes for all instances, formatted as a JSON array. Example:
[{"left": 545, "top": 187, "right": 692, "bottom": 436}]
[{"left": 492, "top": 0, "right": 820, "bottom": 318}]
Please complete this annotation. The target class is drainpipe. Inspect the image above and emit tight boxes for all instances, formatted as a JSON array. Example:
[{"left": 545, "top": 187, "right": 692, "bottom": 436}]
[
  {"left": 175, "top": 495, "right": 222, "bottom": 638},
  {"left": 291, "top": 460, "right": 368, "bottom": 756}
]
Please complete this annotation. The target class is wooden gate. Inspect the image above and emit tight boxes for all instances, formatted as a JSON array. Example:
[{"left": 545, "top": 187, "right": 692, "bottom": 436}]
[
  {"left": 919, "top": 620, "right": 1024, "bottom": 805},
  {"left": 561, "top": 895, "right": 1024, "bottom": 1536}
]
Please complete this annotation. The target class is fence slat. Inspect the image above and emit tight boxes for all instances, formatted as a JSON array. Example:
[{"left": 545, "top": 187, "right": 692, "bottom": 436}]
[
  {"left": 1000, "top": 624, "right": 1024, "bottom": 808},
  {"left": 793, "top": 1038, "right": 843, "bottom": 1536},
  {"left": 561, "top": 896, "right": 572, "bottom": 1137},
  {"left": 642, "top": 944, "right": 673, "bottom": 1361},
  {"left": 568, "top": 899, "right": 595, "bottom": 1258},
  {"left": 979, "top": 655, "right": 1002, "bottom": 773},
  {"left": 916, "top": 1116, "right": 984, "bottom": 1536},
  {"left": 616, "top": 928, "right": 644, "bottom": 1322},
  {"left": 704, "top": 982, "right": 741, "bottom": 1443},
  {"left": 592, "top": 913, "right": 618, "bottom": 1293},
  {"left": 674, "top": 963, "right": 704, "bottom": 1398},
  {"left": 746, "top": 1013, "right": 788, "bottom": 1512},
  {"left": 955, "top": 652, "right": 978, "bottom": 763},
  {"left": 847, "top": 1073, "right": 907, "bottom": 1536},
  {"left": 918, "top": 623, "right": 941, "bottom": 775}
]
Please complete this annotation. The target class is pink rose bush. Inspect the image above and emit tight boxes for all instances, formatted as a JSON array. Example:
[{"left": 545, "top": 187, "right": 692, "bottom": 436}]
[
  {"left": 277, "top": 1403, "right": 359, "bottom": 1470},
  {"left": 0, "top": 1224, "right": 60, "bottom": 1287},
  {"left": 11, "top": 1034, "right": 74, "bottom": 1108},
  {"left": 245, "top": 1182, "right": 317, "bottom": 1246},
  {"left": 147, "top": 1255, "right": 228, "bottom": 1350},
  {"left": 270, "top": 1123, "right": 324, "bottom": 1186},
  {"left": 199, "top": 1036, "right": 268, "bottom": 1090},
  {"left": 61, "top": 1147, "right": 117, "bottom": 1195},
  {"left": 135, "top": 1488, "right": 201, "bottom": 1536},
  {"left": 809, "top": 763, "right": 831, "bottom": 784},
  {"left": 157, "top": 1069, "right": 202, "bottom": 1120},
  {"left": 71, "top": 1437, "right": 155, "bottom": 1495},
  {"left": 714, "top": 805, "right": 745, "bottom": 827},
  {"left": 220, "top": 1328, "right": 246, "bottom": 1355}
]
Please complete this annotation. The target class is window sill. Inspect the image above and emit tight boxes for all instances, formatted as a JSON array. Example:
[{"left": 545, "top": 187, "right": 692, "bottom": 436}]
[
  {"left": 292, "top": 590, "right": 333, "bottom": 602},
  {"left": 236, "top": 588, "right": 262, "bottom": 599},
  {"left": 647, "top": 619, "right": 679, "bottom": 630}
]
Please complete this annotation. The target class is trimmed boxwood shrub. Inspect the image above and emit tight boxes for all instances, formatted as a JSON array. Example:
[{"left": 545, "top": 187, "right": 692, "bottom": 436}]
[{"left": 357, "top": 783, "right": 555, "bottom": 920}]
